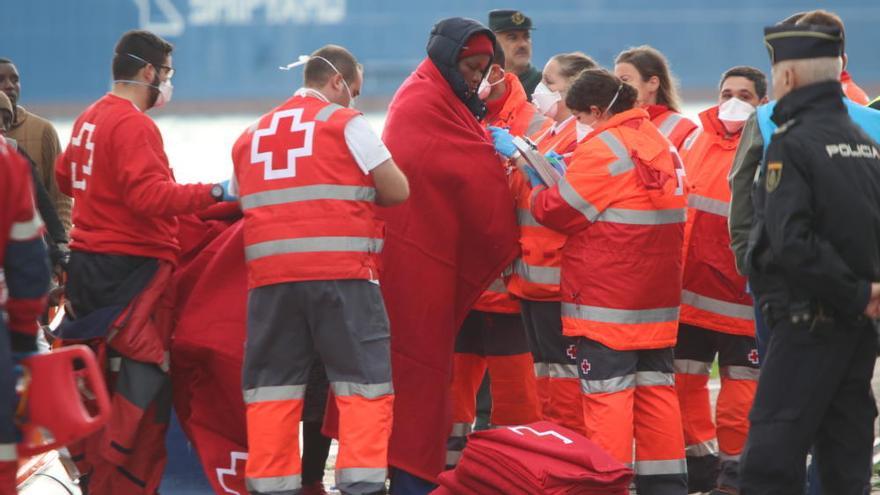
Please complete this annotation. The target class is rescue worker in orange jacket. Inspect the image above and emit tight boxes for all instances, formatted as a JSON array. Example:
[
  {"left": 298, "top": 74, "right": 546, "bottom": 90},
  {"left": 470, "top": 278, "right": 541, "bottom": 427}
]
[
  {"left": 506, "top": 52, "right": 596, "bottom": 435},
  {"left": 675, "top": 66, "right": 768, "bottom": 495},
  {"left": 493, "top": 68, "right": 689, "bottom": 494},
  {"left": 615, "top": 46, "right": 697, "bottom": 151},
  {"left": 232, "top": 45, "right": 409, "bottom": 495},
  {"left": 446, "top": 40, "right": 542, "bottom": 468}
]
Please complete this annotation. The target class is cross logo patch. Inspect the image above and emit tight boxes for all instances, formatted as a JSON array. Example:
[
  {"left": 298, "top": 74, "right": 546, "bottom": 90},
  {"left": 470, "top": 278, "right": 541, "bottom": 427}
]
[
  {"left": 70, "top": 122, "right": 96, "bottom": 190},
  {"left": 251, "top": 108, "right": 315, "bottom": 180},
  {"left": 580, "top": 358, "right": 591, "bottom": 375},
  {"left": 566, "top": 345, "right": 577, "bottom": 361},
  {"left": 748, "top": 349, "right": 760, "bottom": 365}
]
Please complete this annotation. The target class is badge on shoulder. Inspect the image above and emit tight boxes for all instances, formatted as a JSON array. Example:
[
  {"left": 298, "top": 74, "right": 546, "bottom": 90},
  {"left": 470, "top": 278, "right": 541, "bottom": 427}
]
[{"left": 766, "top": 161, "right": 783, "bottom": 192}]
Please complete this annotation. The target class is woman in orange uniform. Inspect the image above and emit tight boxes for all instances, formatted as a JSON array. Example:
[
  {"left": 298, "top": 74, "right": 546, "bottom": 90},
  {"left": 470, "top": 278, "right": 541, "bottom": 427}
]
[
  {"left": 494, "top": 68, "right": 689, "bottom": 494},
  {"left": 614, "top": 46, "right": 697, "bottom": 151},
  {"left": 507, "top": 51, "right": 596, "bottom": 435}
]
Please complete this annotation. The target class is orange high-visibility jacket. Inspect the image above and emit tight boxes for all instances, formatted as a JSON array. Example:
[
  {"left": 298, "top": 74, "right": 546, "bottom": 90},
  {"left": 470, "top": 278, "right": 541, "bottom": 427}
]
[
  {"left": 679, "top": 106, "right": 754, "bottom": 336},
  {"left": 232, "top": 94, "right": 382, "bottom": 289},
  {"left": 531, "top": 108, "right": 687, "bottom": 350},
  {"left": 646, "top": 104, "right": 698, "bottom": 151},
  {"left": 507, "top": 117, "right": 579, "bottom": 301},
  {"left": 475, "top": 74, "right": 546, "bottom": 314}
]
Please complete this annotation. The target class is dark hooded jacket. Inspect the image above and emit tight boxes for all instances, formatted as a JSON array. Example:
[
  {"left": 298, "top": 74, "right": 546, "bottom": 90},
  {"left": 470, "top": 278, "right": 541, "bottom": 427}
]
[{"left": 426, "top": 17, "right": 497, "bottom": 120}]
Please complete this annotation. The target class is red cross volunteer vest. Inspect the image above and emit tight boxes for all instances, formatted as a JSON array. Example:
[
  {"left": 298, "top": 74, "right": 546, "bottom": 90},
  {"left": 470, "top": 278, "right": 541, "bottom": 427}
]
[{"left": 232, "top": 94, "right": 383, "bottom": 288}]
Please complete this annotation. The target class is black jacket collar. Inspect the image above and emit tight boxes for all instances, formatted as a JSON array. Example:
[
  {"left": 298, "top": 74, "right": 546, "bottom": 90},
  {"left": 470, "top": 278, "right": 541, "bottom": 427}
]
[
  {"left": 426, "top": 17, "right": 496, "bottom": 120},
  {"left": 772, "top": 80, "right": 846, "bottom": 126}
]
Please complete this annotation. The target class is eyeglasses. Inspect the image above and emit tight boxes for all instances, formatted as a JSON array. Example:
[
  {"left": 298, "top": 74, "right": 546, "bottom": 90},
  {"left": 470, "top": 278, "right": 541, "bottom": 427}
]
[{"left": 125, "top": 53, "right": 175, "bottom": 79}]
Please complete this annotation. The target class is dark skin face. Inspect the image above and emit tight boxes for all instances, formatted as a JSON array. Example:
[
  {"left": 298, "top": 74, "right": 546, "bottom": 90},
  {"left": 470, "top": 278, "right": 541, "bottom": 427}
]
[
  {"left": 457, "top": 54, "right": 491, "bottom": 97},
  {"left": 0, "top": 63, "right": 20, "bottom": 116}
]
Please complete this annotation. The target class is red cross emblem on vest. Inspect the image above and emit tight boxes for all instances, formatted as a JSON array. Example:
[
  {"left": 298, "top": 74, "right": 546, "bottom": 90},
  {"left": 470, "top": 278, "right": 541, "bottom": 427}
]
[
  {"left": 748, "top": 349, "right": 760, "bottom": 365},
  {"left": 566, "top": 345, "right": 577, "bottom": 361},
  {"left": 251, "top": 108, "right": 315, "bottom": 180},
  {"left": 580, "top": 359, "right": 591, "bottom": 375},
  {"left": 70, "top": 122, "right": 96, "bottom": 191}
]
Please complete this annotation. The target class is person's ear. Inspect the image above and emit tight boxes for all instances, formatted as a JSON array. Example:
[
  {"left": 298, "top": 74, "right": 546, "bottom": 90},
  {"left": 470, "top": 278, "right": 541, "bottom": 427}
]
[
  {"left": 841, "top": 53, "right": 848, "bottom": 71},
  {"left": 647, "top": 75, "right": 660, "bottom": 92},
  {"left": 141, "top": 63, "right": 156, "bottom": 83}
]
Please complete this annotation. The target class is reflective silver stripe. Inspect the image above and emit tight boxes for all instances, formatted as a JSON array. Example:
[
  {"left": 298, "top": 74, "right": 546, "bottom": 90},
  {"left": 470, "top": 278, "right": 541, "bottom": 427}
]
[
  {"left": 109, "top": 357, "right": 122, "bottom": 372},
  {"left": 336, "top": 467, "right": 387, "bottom": 485},
  {"left": 243, "top": 385, "right": 305, "bottom": 404},
  {"left": 517, "top": 208, "right": 540, "bottom": 227},
  {"left": 597, "top": 207, "right": 687, "bottom": 225},
  {"left": 636, "top": 371, "right": 675, "bottom": 387},
  {"left": 557, "top": 178, "right": 600, "bottom": 222},
  {"left": 634, "top": 458, "right": 688, "bottom": 476},
  {"left": 686, "top": 438, "right": 719, "bottom": 457},
  {"left": 682, "top": 129, "right": 701, "bottom": 151},
  {"left": 658, "top": 113, "right": 684, "bottom": 138},
  {"left": 240, "top": 184, "right": 376, "bottom": 210},
  {"left": 720, "top": 452, "right": 742, "bottom": 462},
  {"left": 0, "top": 443, "right": 15, "bottom": 461},
  {"left": 598, "top": 131, "right": 635, "bottom": 176},
  {"left": 315, "top": 103, "right": 344, "bottom": 122},
  {"left": 332, "top": 381, "right": 393, "bottom": 399},
  {"left": 485, "top": 278, "right": 507, "bottom": 293},
  {"left": 562, "top": 303, "right": 680, "bottom": 325},
  {"left": 527, "top": 113, "right": 547, "bottom": 136},
  {"left": 245, "top": 474, "right": 302, "bottom": 492},
  {"left": 245, "top": 236, "right": 383, "bottom": 261},
  {"left": 688, "top": 194, "right": 729, "bottom": 217},
  {"left": 681, "top": 290, "right": 754, "bottom": 320},
  {"left": 10, "top": 212, "right": 43, "bottom": 241},
  {"left": 534, "top": 362, "right": 550, "bottom": 378},
  {"left": 450, "top": 422, "right": 472, "bottom": 437},
  {"left": 581, "top": 374, "right": 635, "bottom": 394},
  {"left": 513, "top": 259, "right": 560, "bottom": 285},
  {"left": 549, "top": 363, "right": 579, "bottom": 379},
  {"left": 721, "top": 365, "right": 760, "bottom": 381},
  {"left": 673, "top": 359, "right": 712, "bottom": 376},
  {"left": 446, "top": 450, "right": 462, "bottom": 466}
]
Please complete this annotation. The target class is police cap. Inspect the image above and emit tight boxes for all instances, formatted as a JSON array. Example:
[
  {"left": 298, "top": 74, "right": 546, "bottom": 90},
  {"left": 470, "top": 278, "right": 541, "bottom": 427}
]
[
  {"left": 488, "top": 10, "right": 534, "bottom": 33},
  {"left": 763, "top": 23, "right": 843, "bottom": 65}
]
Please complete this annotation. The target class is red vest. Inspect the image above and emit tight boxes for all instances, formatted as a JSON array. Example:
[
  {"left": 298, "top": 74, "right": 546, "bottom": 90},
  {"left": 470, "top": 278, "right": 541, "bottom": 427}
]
[
  {"left": 646, "top": 105, "right": 698, "bottom": 151},
  {"left": 679, "top": 107, "right": 754, "bottom": 336},
  {"left": 232, "top": 94, "right": 382, "bottom": 289}
]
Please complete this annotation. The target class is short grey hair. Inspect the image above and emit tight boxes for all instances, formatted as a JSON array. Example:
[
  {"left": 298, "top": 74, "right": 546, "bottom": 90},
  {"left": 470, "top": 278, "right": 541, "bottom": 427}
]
[{"left": 772, "top": 56, "right": 843, "bottom": 88}]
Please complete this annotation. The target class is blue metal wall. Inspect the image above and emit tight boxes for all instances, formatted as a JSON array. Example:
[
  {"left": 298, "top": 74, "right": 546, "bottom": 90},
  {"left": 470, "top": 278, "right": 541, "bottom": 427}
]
[{"left": 8, "top": 0, "right": 880, "bottom": 104}]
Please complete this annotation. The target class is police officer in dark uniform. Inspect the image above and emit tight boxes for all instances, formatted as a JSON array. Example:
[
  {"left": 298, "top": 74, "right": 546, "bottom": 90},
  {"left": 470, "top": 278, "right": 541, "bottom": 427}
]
[
  {"left": 488, "top": 9, "right": 541, "bottom": 98},
  {"left": 739, "top": 23, "right": 880, "bottom": 494}
]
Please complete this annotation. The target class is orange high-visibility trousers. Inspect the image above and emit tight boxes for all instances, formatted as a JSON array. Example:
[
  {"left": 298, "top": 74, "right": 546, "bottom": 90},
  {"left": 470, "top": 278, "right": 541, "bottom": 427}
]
[
  {"left": 520, "top": 299, "right": 585, "bottom": 435},
  {"left": 244, "top": 281, "right": 393, "bottom": 495},
  {"left": 447, "top": 311, "right": 539, "bottom": 467},
  {"left": 577, "top": 337, "right": 688, "bottom": 495},
  {"left": 674, "top": 323, "right": 758, "bottom": 492}
]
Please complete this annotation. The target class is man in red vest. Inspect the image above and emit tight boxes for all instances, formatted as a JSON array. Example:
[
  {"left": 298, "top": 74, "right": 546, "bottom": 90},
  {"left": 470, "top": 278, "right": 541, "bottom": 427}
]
[
  {"left": 676, "top": 66, "right": 767, "bottom": 495},
  {"left": 232, "top": 44, "right": 409, "bottom": 495}
]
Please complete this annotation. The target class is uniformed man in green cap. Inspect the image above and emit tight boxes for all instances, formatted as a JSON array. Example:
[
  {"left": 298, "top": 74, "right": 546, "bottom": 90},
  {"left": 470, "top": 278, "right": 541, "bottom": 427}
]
[{"left": 488, "top": 9, "right": 541, "bottom": 99}]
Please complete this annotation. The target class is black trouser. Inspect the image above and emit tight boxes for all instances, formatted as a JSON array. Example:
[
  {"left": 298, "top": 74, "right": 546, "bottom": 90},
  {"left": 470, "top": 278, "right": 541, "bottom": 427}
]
[{"left": 740, "top": 314, "right": 878, "bottom": 494}]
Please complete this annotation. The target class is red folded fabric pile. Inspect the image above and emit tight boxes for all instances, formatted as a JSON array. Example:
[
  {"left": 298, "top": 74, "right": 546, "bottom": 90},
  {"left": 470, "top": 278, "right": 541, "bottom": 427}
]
[{"left": 433, "top": 421, "right": 632, "bottom": 495}]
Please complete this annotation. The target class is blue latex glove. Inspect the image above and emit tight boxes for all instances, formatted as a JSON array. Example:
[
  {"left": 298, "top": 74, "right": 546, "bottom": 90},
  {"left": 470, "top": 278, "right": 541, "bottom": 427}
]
[
  {"left": 488, "top": 126, "right": 517, "bottom": 158},
  {"left": 218, "top": 180, "right": 238, "bottom": 202},
  {"left": 523, "top": 165, "right": 545, "bottom": 188},
  {"left": 545, "top": 151, "right": 566, "bottom": 175}
]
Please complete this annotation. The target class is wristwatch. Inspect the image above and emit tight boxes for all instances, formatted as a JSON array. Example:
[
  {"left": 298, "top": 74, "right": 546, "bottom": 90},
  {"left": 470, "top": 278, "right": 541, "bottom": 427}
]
[{"left": 210, "top": 183, "right": 225, "bottom": 202}]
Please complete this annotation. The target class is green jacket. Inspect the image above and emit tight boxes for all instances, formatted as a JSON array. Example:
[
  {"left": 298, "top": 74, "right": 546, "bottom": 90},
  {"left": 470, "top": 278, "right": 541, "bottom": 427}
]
[
  {"left": 727, "top": 113, "right": 763, "bottom": 276},
  {"left": 518, "top": 64, "right": 542, "bottom": 101}
]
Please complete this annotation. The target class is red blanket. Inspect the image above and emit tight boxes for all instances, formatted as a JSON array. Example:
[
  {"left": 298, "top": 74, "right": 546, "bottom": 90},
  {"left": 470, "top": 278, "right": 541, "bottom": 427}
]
[
  {"left": 381, "top": 58, "right": 520, "bottom": 481},
  {"left": 172, "top": 210, "right": 249, "bottom": 495}
]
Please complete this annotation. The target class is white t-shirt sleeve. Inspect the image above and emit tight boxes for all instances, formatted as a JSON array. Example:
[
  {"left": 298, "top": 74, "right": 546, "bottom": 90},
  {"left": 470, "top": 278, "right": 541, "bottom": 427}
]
[{"left": 344, "top": 115, "right": 392, "bottom": 175}]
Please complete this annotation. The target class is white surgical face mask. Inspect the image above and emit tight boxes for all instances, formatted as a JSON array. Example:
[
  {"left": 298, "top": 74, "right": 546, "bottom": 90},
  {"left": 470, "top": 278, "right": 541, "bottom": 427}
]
[
  {"left": 576, "top": 121, "right": 593, "bottom": 141},
  {"left": 112, "top": 78, "right": 172, "bottom": 110},
  {"left": 478, "top": 71, "right": 504, "bottom": 101},
  {"left": 281, "top": 55, "right": 356, "bottom": 108},
  {"left": 532, "top": 82, "right": 562, "bottom": 118},
  {"left": 718, "top": 97, "right": 755, "bottom": 134}
]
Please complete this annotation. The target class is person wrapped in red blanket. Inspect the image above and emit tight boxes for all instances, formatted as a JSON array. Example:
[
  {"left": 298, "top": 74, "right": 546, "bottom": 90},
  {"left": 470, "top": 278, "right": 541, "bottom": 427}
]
[{"left": 378, "top": 16, "right": 520, "bottom": 492}]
